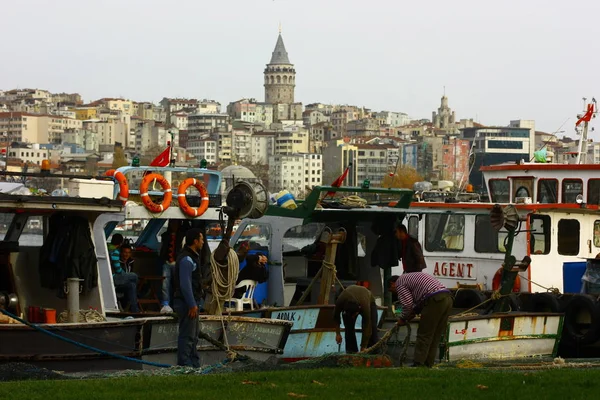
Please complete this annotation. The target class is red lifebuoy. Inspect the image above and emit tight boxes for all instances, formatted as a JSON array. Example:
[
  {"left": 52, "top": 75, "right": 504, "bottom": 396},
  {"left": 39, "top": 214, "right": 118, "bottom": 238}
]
[
  {"left": 140, "top": 173, "right": 172, "bottom": 213},
  {"left": 177, "top": 178, "right": 209, "bottom": 217},
  {"left": 105, "top": 169, "right": 129, "bottom": 204},
  {"left": 492, "top": 267, "right": 521, "bottom": 292}
]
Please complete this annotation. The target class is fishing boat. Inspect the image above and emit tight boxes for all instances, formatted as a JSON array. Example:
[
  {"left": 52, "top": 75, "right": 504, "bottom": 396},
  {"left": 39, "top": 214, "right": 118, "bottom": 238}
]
[
  {"left": 0, "top": 164, "right": 292, "bottom": 372},
  {"left": 230, "top": 185, "right": 564, "bottom": 364}
]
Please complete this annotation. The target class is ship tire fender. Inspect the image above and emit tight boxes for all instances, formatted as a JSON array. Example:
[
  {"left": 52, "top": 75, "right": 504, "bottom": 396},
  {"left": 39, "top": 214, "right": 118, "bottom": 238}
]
[
  {"left": 105, "top": 169, "right": 129, "bottom": 204},
  {"left": 453, "top": 288, "right": 487, "bottom": 309},
  {"left": 562, "top": 294, "right": 600, "bottom": 346},
  {"left": 504, "top": 293, "right": 522, "bottom": 312},
  {"left": 177, "top": 178, "right": 209, "bottom": 217},
  {"left": 529, "top": 292, "right": 561, "bottom": 313},
  {"left": 140, "top": 173, "right": 172, "bottom": 213}
]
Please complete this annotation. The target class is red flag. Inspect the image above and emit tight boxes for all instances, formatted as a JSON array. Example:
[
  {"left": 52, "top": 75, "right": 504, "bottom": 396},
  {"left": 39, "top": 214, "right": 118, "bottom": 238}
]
[
  {"left": 326, "top": 162, "right": 352, "bottom": 197},
  {"left": 576, "top": 103, "right": 595, "bottom": 126},
  {"left": 150, "top": 147, "right": 171, "bottom": 167}
]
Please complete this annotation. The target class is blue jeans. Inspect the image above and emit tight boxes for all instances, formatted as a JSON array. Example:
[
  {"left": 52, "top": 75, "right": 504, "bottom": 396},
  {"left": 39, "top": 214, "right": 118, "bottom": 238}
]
[
  {"left": 114, "top": 273, "right": 139, "bottom": 313},
  {"left": 173, "top": 298, "right": 200, "bottom": 367},
  {"left": 161, "top": 262, "right": 174, "bottom": 306}
]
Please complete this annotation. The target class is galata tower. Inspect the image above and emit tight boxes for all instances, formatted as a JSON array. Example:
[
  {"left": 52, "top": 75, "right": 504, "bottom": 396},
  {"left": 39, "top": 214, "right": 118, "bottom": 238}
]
[{"left": 264, "top": 30, "right": 295, "bottom": 104}]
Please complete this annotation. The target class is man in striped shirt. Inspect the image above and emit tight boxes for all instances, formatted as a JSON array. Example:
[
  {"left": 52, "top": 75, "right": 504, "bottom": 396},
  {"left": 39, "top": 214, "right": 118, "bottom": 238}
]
[{"left": 390, "top": 272, "right": 452, "bottom": 367}]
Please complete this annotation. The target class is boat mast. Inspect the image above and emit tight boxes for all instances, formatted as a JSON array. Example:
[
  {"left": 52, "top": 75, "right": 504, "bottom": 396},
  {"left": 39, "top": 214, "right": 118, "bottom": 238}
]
[{"left": 576, "top": 97, "right": 597, "bottom": 164}]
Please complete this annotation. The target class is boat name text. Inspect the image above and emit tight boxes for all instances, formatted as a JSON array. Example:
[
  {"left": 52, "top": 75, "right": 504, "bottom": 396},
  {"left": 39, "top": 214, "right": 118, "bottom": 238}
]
[{"left": 433, "top": 262, "right": 474, "bottom": 279}]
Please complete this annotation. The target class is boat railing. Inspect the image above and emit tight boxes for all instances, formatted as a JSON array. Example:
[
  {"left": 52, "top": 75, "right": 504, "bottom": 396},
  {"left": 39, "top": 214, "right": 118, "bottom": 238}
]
[{"left": 267, "top": 185, "right": 414, "bottom": 219}]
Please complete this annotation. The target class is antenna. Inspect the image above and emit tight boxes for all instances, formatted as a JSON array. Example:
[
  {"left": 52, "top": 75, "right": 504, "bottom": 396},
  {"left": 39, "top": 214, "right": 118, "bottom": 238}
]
[{"left": 278, "top": 21, "right": 282, "bottom": 34}]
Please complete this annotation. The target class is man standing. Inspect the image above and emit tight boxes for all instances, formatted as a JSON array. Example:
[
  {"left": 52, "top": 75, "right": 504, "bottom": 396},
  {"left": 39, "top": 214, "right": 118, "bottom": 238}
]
[
  {"left": 159, "top": 220, "right": 187, "bottom": 313},
  {"left": 333, "top": 285, "right": 379, "bottom": 353},
  {"left": 391, "top": 272, "right": 452, "bottom": 367},
  {"left": 172, "top": 228, "right": 205, "bottom": 368},
  {"left": 395, "top": 224, "right": 426, "bottom": 272},
  {"left": 108, "top": 234, "right": 139, "bottom": 313}
]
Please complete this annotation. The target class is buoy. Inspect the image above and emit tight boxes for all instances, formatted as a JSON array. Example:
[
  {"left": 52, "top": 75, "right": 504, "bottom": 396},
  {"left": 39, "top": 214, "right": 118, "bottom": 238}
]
[{"left": 274, "top": 190, "right": 297, "bottom": 209}]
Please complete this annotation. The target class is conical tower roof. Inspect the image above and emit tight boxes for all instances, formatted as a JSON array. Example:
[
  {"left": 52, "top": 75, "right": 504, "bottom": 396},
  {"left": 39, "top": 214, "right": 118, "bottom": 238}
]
[{"left": 269, "top": 33, "right": 291, "bottom": 65}]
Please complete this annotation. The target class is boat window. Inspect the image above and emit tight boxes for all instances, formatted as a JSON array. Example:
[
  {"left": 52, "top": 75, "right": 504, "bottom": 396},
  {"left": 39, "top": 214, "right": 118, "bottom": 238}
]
[
  {"left": 588, "top": 179, "right": 600, "bottom": 205},
  {"left": 474, "top": 215, "right": 507, "bottom": 253},
  {"left": 408, "top": 216, "right": 419, "bottom": 239},
  {"left": 425, "top": 214, "right": 464, "bottom": 252},
  {"left": 489, "top": 179, "right": 509, "bottom": 203},
  {"left": 282, "top": 223, "right": 324, "bottom": 253},
  {"left": 537, "top": 179, "right": 558, "bottom": 204},
  {"left": 562, "top": 179, "right": 583, "bottom": 203},
  {"left": 558, "top": 219, "right": 580, "bottom": 256},
  {"left": 529, "top": 215, "right": 550, "bottom": 255},
  {"left": 594, "top": 221, "right": 600, "bottom": 248},
  {"left": 237, "top": 222, "right": 271, "bottom": 251},
  {"left": 515, "top": 187, "right": 530, "bottom": 198},
  {"left": 0, "top": 214, "right": 15, "bottom": 241}
]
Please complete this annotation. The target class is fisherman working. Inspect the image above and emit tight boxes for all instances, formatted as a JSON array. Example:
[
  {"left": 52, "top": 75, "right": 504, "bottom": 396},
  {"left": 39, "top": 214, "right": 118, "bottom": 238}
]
[
  {"left": 172, "top": 228, "right": 205, "bottom": 367},
  {"left": 390, "top": 272, "right": 452, "bottom": 367},
  {"left": 108, "top": 234, "right": 140, "bottom": 313},
  {"left": 395, "top": 224, "right": 427, "bottom": 272},
  {"left": 333, "top": 285, "right": 379, "bottom": 353},
  {"left": 233, "top": 241, "right": 269, "bottom": 300},
  {"left": 159, "top": 220, "right": 188, "bottom": 314}
]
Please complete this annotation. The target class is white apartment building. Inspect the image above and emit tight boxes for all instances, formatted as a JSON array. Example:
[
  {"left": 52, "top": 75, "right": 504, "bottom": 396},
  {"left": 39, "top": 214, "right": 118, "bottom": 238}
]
[
  {"left": 250, "top": 133, "right": 275, "bottom": 164},
  {"left": 193, "top": 139, "right": 218, "bottom": 165},
  {"left": 269, "top": 153, "right": 323, "bottom": 198},
  {"left": 8, "top": 144, "right": 49, "bottom": 166},
  {"left": 274, "top": 128, "right": 309, "bottom": 155},
  {"left": 375, "top": 111, "right": 411, "bottom": 127}
]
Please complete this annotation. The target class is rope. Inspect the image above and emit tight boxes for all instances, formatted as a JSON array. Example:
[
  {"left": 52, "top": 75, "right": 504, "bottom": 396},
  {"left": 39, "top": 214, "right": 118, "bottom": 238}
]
[
  {"left": 0, "top": 308, "right": 172, "bottom": 368},
  {"left": 361, "top": 321, "right": 412, "bottom": 366},
  {"left": 57, "top": 309, "right": 107, "bottom": 323},
  {"left": 519, "top": 275, "right": 561, "bottom": 295},
  {"left": 208, "top": 248, "right": 239, "bottom": 316},
  {"left": 340, "top": 195, "right": 367, "bottom": 208}
]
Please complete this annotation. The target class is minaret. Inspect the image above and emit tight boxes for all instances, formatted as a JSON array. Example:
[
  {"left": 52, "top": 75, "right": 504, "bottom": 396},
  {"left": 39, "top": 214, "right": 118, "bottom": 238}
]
[{"left": 264, "top": 28, "right": 295, "bottom": 104}]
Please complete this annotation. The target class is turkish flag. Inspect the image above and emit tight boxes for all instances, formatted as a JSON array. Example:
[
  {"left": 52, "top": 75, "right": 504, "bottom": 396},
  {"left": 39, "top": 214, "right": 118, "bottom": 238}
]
[
  {"left": 150, "top": 147, "right": 171, "bottom": 167},
  {"left": 576, "top": 103, "right": 595, "bottom": 126}
]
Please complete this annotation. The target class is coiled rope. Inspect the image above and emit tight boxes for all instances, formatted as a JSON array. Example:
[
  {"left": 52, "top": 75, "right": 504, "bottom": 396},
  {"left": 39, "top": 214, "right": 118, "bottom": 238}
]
[
  {"left": 57, "top": 309, "right": 106, "bottom": 323},
  {"left": 340, "top": 195, "right": 368, "bottom": 208},
  {"left": 208, "top": 248, "right": 239, "bottom": 316}
]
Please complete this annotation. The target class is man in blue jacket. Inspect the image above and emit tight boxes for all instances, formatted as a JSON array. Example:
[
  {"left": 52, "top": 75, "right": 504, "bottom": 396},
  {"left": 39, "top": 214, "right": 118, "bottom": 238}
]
[{"left": 172, "top": 228, "right": 205, "bottom": 367}]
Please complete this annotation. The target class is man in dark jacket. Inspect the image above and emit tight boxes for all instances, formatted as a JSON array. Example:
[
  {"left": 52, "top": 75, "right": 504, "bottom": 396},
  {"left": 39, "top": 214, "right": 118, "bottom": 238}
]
[
  {"left": 396, "top": 224, "right": 427, "bottom": 273},
  {"left": 172, "top": 228, "right": 204, "bottom": 367}
]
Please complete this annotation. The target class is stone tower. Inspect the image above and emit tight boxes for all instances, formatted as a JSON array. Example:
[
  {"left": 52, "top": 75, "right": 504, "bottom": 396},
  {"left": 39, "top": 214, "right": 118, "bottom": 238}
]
[{"left": 264, "top": 32, "right": 295, "bottom": 104}]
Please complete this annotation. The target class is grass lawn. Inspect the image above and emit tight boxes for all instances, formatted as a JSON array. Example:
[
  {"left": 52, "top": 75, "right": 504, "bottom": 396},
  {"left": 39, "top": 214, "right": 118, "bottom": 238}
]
[{"left": 1, "top": 367, "right": 598, "bottom": 400}]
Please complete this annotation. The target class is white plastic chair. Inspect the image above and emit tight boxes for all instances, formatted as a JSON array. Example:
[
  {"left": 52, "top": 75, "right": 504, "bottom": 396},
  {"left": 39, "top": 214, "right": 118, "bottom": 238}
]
[{"left": 225, "top": 280, "right": 257, "bottom": 311}]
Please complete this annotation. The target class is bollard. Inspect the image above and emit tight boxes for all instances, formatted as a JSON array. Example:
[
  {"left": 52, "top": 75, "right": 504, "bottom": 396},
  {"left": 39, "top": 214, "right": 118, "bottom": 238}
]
[{"left": 65, "top": 278, "right": 83, "bottom": 323}]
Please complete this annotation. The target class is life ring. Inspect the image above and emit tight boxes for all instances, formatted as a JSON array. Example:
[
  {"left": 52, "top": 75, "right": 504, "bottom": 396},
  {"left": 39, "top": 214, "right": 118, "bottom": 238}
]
[
  {"left": 140, "top": 173, "right": 172, "bottom": 213},
  {"left": 177, "top": 178, "right": 209, "bottom": 217},
  {"left": 105, "top": 169, "right": 129, "bottom": 204},
  {"left": 492, "top": 267, "right": 521, "bottom": 292}
]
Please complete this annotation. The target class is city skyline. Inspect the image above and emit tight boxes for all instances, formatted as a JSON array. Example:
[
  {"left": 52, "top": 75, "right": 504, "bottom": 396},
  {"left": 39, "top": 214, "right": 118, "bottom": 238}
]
[{"left": 1, "top": 0, "right": 599, "bottom": 134}]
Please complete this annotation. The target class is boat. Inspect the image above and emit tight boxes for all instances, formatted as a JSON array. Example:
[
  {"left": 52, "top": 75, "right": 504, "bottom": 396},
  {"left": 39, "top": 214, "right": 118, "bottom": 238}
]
[
  {"left": 230, "top": 184, "right": 564, "bottom": 364},
  {"left": 0, "top": 165, "right": 292, "bottom": 372}
]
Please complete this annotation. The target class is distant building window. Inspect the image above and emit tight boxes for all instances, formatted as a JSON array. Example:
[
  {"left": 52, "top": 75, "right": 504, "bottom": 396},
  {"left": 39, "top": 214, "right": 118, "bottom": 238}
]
[
  {"left": 538, "top": 179, "right": 558, "bottom": 204},
  {"left": 487, "top": 140, "right": 524, "bottom": 149}
]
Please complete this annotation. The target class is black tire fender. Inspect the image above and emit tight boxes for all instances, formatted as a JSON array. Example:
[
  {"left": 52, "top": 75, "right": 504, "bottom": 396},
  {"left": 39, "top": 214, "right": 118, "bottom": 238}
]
[
  {"left": 453, "top": 289, "right": 487, "bottom": 309},
  {"left": 562, "top": 295, "right": 600, "bottom": 346},
  {"left": 530, "top": 293, "right": 561, "bottom": 313}
]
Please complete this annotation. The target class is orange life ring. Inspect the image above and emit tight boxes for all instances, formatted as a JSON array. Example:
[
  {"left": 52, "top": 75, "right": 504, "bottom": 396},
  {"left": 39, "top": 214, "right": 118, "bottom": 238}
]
[
  {"left": 140, "top": 173, "right": 172, "bottom": 213},
  {"left": 492, "top": 267, "right": 521, "bottom": 292},
  {"left": 177, "top": 178, "right": 209, "bottom": 217},
  {"left": 105, "top": 169, "right": 129, "bottom": 204}
]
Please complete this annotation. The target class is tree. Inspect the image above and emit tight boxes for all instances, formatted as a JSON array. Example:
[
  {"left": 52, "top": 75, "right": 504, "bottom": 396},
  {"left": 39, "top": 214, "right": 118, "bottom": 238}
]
[
  {"left": 112, "top": 146, "right": 128, "bottom": 169},
  {"left": 381, "top": 166, "right": 423, "bottom": 189}
]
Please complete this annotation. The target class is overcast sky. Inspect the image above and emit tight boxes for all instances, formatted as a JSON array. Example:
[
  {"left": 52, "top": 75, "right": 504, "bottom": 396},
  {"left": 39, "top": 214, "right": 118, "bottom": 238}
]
[{"left": 1, "top": 0, "right": 599, "bottom": 134}]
